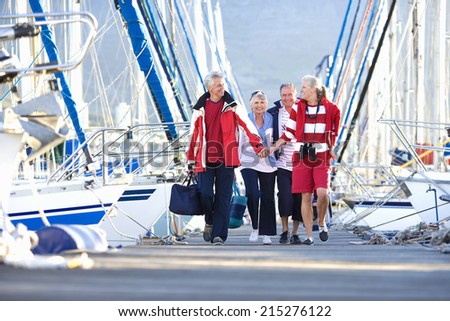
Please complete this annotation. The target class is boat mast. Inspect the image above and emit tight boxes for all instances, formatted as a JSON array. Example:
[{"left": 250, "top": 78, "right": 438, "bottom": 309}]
[
  {"left": 28, "top": 0, "right": 95, "bottom": 167},
  {"left": 435, "top": 0, "right": 448, "bottom": 127},
  {"left": 117, "top": 0, "right": 177, "bottom": 140},
  {"left": 336, "top": 0, "right": 398, "bottom": 165},
  {"left": 412, "top": 0, "right": 426, "bottom": 144}
]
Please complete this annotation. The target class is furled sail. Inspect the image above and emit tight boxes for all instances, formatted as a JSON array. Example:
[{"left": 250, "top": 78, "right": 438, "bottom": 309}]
[
  {"left": 116, "top": 0, "right": 178, "bottom": 140},
  {"left": 28, "top": 0, "right": 95, "bottom": 165}
]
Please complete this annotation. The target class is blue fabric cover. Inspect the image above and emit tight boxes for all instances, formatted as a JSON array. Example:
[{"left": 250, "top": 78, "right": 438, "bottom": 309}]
[{"left": 32, "top": 224, "right": 108, "bottom": 254}]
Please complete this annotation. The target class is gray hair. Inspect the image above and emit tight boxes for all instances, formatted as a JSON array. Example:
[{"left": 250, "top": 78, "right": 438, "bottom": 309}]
[
  {"left": 279, "top": 83, "right": 297, "bottom": 94},
  {"left": 204, "top": 71, "right": 224, "bottom": 90},
  {"left": 249, "top": 90, "right": 268, "bottom": 104},
  {"left": 301, "top": 75, "right": 327, "bottom": 101}
]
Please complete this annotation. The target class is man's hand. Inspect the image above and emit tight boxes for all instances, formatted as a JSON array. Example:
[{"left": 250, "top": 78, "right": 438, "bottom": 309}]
[{"left": 269, "top": 146, "right": 278, "bottom": 155}]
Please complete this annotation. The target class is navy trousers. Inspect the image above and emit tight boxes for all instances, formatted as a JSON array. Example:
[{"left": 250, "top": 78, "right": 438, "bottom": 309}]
[
  {"left": 276, "top": 168, "right": 302, "bottom": 221},
  {"left": 240, "top": 168, "right": 276, "bottom": 236},
  {"left": 197, "top": 163, "right": 234, "bottom": 242}
]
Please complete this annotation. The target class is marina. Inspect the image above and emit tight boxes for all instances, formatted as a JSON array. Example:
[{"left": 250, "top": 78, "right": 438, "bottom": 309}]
[{"left": 0, "top": 0, "right": 449, "bottom": 309}]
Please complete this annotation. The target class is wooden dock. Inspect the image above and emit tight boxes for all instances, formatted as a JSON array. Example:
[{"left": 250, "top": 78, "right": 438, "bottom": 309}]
[{"left": 1, "top": 223, "right": 450, "bottom": 301}]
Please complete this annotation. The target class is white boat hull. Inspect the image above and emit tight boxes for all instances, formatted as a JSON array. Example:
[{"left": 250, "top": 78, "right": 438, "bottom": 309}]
[
  {"left": 7, "top": 180, "right": 126, "bottom": 231},
  {"left": 99, "top": 177, "right": 175, "bottom": 246},
  {"left": 337, "top": 199, "right": 422, "bottom": 231},
  {"left": 399, "top": 171, "right": 450, "bottom": 224},
  {"left": 7, "top": 176, "right": 184, "bottom": 246},
  {"left": 0, "top": 132, "right": 24, "bottom": 232}
]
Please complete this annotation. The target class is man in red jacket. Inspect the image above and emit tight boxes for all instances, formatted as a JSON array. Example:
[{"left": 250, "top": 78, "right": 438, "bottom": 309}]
[{"left": 186, "top": 71, "right": 265, "bottom": 245}]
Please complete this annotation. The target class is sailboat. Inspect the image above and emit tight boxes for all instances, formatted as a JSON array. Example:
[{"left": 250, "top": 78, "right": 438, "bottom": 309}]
[
  {"left": 321, "top": 0, "right": 450, "bottom": 232},
  {"left": 0, "top": 7, "right": 127, "bottom": 235},
  {"left": 0, "top": 9, "right": 119, "bottom": 266},
  {"left": 1, "top": 0, "right": 242, "bottom": 247},
  {"left": 379, "top": 119, "right": 450, "bottom": 226}
]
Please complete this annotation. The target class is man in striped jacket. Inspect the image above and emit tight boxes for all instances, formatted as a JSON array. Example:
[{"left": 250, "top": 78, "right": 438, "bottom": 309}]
[
  {"left": 270, "top": 75, "right": 340, "bottom": 245},
  {"left": 267, "top": 83, "right": 303, "bottom": 244}
]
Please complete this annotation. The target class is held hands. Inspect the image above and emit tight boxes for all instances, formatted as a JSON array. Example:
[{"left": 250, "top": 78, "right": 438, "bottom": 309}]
[
  {"left": 269, "top": 146, "right": 278, "bottom": 155},
  {"left": 257, "top": 148, "right": 269, "bottom": 158},
  {"left": 257, "top": 146, "right": 277, "bottom": 158},
  {"left": 257, "top": 138, "right": 285, "bottom": 158}
]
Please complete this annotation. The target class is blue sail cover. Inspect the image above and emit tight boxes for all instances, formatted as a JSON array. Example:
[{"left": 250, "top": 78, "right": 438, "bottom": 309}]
[
  {"left": 137, "top": 0, "right": 189, "bottom": 120},
  {"left": 119, "top": 0, "right": 177, "bottom": 140},
  {"left": 28, "top": 0, "right": 88, "bottom": 151},
  {"left": 444, "top": 141, "right": 450, "bottom": 161}
]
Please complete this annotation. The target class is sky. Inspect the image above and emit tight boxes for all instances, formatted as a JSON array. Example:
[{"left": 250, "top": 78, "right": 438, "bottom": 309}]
[{"left": 220, "top": 0, "right": 350, "bottom": 105}]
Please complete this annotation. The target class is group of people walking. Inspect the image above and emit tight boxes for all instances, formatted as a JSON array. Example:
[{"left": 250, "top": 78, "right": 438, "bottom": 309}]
[{"left": 186, "top": 71, "right": 341, "bottom": 246}]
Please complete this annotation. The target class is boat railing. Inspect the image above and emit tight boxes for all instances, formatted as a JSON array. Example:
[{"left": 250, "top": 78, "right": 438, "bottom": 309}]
[
  {"left": 47, "top": 121, "right": 191, "bottom": 185},
  {"left": 378, "top": 118, "right": 450, "bottom": 172},
  {"left": 0, "top": 11, "right": 97, "bottom": 75},
  {"left": 330, "top": 160, "right": 419, "bottom": 229},
  {"left": 1, "top": 12, "right": 98, "bottom": 179},
  {"left": 331, "top": 161, "right": 406, "bottom": 200}
]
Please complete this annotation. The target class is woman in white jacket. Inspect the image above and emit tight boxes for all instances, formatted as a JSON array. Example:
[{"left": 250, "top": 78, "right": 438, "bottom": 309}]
[{"left": 239, "top": 91, "right": 277, "bottom": 244}]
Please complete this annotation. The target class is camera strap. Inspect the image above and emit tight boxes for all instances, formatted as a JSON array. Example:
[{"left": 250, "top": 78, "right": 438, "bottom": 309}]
[{"left": 305, "top": 104, "right": 319, "bottom": 144}]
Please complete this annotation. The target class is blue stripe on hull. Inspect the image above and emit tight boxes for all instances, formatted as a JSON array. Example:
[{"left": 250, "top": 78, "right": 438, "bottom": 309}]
[
  {"left": 122, "top": 189, "right": 156, "bottom": 195},
  {"left": 8, "top": 188, "right": 159, "bottom": 230},
  {"left": 7, "top": 203, "right": 113, "bottom": 217},
  {"left": 118, "top": 188, "right": 156, "bottom": 202},
  {"left": 358, "top": 200, "right": 413, "bottom": 207},
  {"left": 118, "top": 195, "right": 152, "bottom": 202},
  {"left": 10, "top": 211, "right": 107, "bottom": 231}
]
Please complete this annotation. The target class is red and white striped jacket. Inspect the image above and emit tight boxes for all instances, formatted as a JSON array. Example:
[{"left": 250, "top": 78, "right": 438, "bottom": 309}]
[{"left": 280, "top": 97, "right": 340, "bottom": 160}]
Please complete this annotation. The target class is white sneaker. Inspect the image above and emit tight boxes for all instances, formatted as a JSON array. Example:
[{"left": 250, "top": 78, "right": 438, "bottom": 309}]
[
  {"left": 249, "top": 229, "right": 259, "bottom": 242},
  {"left": 262, "top": 235, "right": 272, "bottom": 245}
]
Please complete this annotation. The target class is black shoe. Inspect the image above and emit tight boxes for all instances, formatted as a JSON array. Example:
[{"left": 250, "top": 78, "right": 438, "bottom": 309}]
[
  {"left": 290, "top": 234, "right": 301, "bottom": 244},
  {"left": 319, "top": 228, "right": 329, "bottom": 242},
  {"left": 203, "top": 224, "right": 212, "bottom": 242},
  {"left": 212, "top": 236, "right": 224, "bottom": 245},
  {"left": 279, "top": 231, "right": 289, "bottom": 244},
  {"left": 302, "top": 238, "right": 314, "bottom": 245}
]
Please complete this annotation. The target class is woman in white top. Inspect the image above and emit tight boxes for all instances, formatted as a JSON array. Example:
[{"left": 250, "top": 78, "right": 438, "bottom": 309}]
[{"left": 239, "top": 91, "right": 277, "bottom": 244}]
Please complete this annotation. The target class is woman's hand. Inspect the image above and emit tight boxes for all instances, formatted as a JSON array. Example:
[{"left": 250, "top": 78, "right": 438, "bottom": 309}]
[{"left": 257, "top": 147, "right": 270, "bottom": 158}]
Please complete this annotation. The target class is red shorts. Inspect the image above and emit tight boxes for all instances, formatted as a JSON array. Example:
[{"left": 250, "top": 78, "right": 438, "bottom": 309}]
[{"left": 291, "top": 159, "right": 331, "bottom": 193}]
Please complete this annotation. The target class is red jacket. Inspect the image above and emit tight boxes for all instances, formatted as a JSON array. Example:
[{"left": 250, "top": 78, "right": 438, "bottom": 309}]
[{"left": 187, "top": 91, "right": 264, "bottom": 172}]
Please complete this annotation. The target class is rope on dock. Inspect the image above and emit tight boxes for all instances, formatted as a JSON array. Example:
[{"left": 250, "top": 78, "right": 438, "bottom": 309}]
[
  {"left": 430, "top": 227, "right": 450, "bottom": 254},
  {"left": 347, "top": 222, "right": 450, "bottom": 252}
]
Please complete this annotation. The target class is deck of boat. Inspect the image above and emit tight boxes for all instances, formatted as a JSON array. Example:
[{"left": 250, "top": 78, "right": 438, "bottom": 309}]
[{"left": 1, "top": 223, "right": 450, "bottom": 301}]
